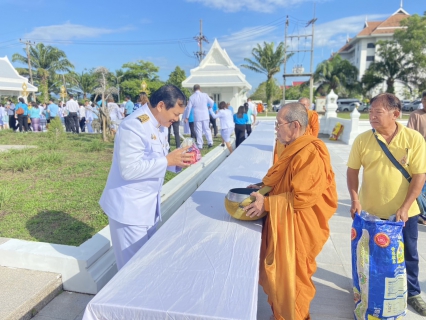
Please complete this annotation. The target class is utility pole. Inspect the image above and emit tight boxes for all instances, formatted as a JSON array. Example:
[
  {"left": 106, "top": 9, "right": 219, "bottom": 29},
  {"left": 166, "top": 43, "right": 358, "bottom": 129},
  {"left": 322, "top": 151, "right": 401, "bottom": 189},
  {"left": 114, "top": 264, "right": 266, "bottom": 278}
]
[
  {"left": 282, "top": 16, "right": 289, "bottom": 105},
  {"left": 282, "top": 7, "right": 317, "bottom": 106},
  {"left": 19, "top": 39, "right": 36, "bottom": 102},
  {"left": 194, "top": 20, "right": 209, "bottom": 63}
]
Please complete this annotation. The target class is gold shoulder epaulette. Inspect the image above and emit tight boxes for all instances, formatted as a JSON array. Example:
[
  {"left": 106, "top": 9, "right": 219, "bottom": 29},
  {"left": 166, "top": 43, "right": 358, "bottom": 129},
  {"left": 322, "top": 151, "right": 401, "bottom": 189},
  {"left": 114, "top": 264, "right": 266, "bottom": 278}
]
[{"left": 137, "top": 114, "right": 150, "bottom": 124}]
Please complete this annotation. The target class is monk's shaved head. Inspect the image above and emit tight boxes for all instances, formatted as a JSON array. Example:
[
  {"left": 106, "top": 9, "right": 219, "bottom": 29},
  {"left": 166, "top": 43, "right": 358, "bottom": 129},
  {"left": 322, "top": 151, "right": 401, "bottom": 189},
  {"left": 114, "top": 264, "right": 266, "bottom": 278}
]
[
  {"left": 278, "top": 102, "right": 308, "bottom": 131},
  {"left": 298, "top": 97, "right": 311, "bottom": 111}
]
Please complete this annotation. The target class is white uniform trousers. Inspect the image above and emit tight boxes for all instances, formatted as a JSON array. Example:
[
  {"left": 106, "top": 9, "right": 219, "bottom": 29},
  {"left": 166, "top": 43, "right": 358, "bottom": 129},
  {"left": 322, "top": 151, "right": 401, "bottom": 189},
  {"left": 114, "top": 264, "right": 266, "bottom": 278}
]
[
  {"left": 109, "top": 217, "right": 158, "bottom": 270},
  {"left": 194, "top": 119, "right": 213, "bottom": 148}
]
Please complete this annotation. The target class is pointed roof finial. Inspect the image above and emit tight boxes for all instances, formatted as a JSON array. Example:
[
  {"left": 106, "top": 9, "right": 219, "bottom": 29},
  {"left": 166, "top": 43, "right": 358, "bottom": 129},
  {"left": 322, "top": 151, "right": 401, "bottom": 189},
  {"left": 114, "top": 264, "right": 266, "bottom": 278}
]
[
  {"left": 364, "top": 16, "right": 368, "bottom": 28},
  {"left": 400, "top": 0, "right": 403, "bottom": 8}
]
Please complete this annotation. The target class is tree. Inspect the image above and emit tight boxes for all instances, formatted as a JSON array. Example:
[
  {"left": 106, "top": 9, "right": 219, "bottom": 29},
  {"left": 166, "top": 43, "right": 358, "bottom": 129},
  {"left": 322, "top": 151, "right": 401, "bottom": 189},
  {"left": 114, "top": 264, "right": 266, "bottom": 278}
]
[
  {"left": 167, "top": 66, "right": 191, "bottom": 98},
  {"left": 109, "top": 69, "right": 125, "bottom": 102},
  {"left": 12, "top": 43, "right": 74, "bottom": 102},
  {"left": 120, "top": 60, "right": 162, "bottom": 99},
  {"left": 361, "top": 41, "right": 412, "bottom": 95},
  {"left": 394, "top": 12, "right": 426, "bottom": 92},
  {"left": 250, "top": 79, "right": 282, "bottom": 102},
  {"left": 314, "top": 54, "right": 360, "bottom": 97},
  {"left": 68, "top": 70, "right": 96, "bottom": 99},
  {"left": 92, "top": 67, "right": 118, "bottom": 142},
  {"left": 241, "top": 42, "right": 292, "bottom": 110}
]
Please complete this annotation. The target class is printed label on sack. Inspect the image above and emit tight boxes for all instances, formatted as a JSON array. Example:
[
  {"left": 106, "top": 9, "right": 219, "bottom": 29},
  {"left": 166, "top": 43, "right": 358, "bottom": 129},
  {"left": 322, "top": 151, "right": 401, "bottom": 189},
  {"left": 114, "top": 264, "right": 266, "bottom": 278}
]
[
  {"left": 382, "top": 295, "right": 407, "bottom": 317},
  {"left": 384, "top": 274, "right": 407, "bottom": 300}
]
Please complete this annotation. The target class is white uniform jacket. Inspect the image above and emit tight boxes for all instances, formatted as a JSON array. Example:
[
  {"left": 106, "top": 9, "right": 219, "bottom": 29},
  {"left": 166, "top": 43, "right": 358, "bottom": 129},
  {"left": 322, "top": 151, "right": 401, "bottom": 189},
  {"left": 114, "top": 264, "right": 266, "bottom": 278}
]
[
  {"left": 185, "top": 91, "right": 214, "bottom": 122},
  {"left": 99, "top": 104, "right": 179, "bottom": 226}
]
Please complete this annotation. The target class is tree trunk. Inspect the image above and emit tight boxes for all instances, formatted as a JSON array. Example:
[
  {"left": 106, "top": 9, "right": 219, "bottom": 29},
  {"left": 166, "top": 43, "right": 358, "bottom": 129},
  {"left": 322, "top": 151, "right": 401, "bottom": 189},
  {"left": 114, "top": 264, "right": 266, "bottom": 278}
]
[
  {"left": 386, "top": 78, "right": 395, "bottom": 94},
  {"left": 266, "top": 78, "right": 273, "bottom": 111}
]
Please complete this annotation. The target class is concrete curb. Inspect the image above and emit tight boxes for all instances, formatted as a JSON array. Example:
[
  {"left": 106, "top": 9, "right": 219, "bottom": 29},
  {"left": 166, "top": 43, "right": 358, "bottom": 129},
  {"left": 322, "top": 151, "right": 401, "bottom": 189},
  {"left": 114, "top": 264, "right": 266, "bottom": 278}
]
[{"left": 0, "top": 138, "right": 236, "bottom": 294}]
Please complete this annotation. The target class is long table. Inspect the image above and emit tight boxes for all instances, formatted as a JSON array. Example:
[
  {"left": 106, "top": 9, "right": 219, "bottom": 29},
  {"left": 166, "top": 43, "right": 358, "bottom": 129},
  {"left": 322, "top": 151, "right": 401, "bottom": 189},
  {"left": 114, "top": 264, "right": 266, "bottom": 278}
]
[{"left": 83, "top": 121, "right": 275, "bottom": 320}]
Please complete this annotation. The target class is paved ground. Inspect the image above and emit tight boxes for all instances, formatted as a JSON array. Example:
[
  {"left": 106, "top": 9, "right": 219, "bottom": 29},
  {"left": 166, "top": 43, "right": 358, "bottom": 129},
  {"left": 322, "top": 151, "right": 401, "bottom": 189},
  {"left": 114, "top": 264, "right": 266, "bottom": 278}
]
[
  {"left": 28, "top": 135, "right": 426, "bottom": 320},
  {"left": 0, "top": 145, "right": 36, "bottom": 153}
]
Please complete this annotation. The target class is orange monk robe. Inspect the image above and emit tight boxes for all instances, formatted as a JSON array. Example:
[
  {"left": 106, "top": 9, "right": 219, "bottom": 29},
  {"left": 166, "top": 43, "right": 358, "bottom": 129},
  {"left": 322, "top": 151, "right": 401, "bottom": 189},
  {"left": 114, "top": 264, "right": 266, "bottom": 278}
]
[
  {"left": 260, "top": 135, "right": 338, "bottom": 320},
  {"left": 306, "top": 110, "right": 320, "bottom": 137}
]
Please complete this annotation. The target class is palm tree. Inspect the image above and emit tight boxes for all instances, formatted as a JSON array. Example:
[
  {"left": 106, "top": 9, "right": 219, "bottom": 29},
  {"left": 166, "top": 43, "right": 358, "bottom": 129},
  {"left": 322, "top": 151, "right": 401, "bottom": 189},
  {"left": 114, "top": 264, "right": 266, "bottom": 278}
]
[
  {"left": 12, "top": 43, "right": 74, "bottom": 102},
  {"left": 314, "top": 54, "right": 360, "bottom": 97},
  {"left": 361, "top": 40, "right": 412, "bottom": 95},
  {"left": 241, "top": 42, "right": 292, "bottom": 109},
  {"left": 68, "top": 70, "right": 96, "bottom": 99}
]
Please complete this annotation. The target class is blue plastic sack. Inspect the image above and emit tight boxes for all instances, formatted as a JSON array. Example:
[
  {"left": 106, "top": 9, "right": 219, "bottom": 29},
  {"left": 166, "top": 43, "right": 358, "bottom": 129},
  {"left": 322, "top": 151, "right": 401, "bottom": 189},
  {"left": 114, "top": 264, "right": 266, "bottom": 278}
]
[{"left": 351, "top": 211, "right": 407, "bottom": 320}]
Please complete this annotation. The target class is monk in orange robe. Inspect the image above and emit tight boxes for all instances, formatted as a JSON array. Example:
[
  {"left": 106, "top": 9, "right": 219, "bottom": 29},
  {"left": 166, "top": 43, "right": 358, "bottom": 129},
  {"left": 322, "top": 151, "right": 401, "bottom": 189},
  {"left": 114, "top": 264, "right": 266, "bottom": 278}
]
[
  {"left": 245, "top": 103, "right": 337, "bottom": 320},
  {"left": 272, "top": 97, "right": 319, "bottom": 163}
]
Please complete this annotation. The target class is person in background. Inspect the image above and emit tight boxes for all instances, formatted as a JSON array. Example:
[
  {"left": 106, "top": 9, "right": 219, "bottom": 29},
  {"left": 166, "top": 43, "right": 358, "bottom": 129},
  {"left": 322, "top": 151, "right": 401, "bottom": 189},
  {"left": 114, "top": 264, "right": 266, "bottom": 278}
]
[
  {"left": 168, "top": 91, "right": 181, "bottom": 148},
  {"left": 227, "top": 102, "right": 234, "bottom": 115},
  {"left": 124, "top": 95, "right": 134, "bottom": 117},
  {"left": 0, "top": 103, "right": 6, "bottom": 130},
  {"left": 184, "top": 84, "right": 214, "bottom": 149},
  {"left": 47, "top": 99, "right": 59, "bottom": 121},
  {"left": 84, "top": 100, "right": 94, "bottom": 133},
  {"left": 79, "top": 103, "right": 86, "bottom": 132},
  {"left": 244, "top": 102, "right": 253, "bottom": 137},
  {"left": 29, "top": 103, "right": 41, "bottom": 132},
  {"left": 15, "top": 97, "right": 29, "bottom": 132},
  {"left": 247, "top": 98, "right": 257, "bottom": 125},
  {"left": 209, "top": 101, "right": 234, "bottom": 153},
  {"left": 209, "top": 97, "right": 218, "bottom": 138},
  {"left": 6, "top": 99, "right": 16, "bottom": 131},
  {"left": 107, "top": 97, "right": 121, "bottom": 136},
  {"left": 66, "top": 94, "right": 80, "bottom": 134},
  {"left": 182, "top": 102, "right": 196, "bottom": 141},
  {"left": 299, "top": 97, "right": 319, "bottom": 137},
  {"left": 233, "top": 106, "right": 248, "bottom": 147}
]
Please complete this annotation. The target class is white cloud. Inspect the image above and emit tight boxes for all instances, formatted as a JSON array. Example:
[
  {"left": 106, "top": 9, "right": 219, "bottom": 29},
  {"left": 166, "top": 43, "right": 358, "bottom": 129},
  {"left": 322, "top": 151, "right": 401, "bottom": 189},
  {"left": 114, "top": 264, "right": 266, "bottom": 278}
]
[
  {"left": 186, "top": 0, "right": 314, "bottom": 13},
  {"left": 23, "top": 22, "right": 129, "bottom": 41}
]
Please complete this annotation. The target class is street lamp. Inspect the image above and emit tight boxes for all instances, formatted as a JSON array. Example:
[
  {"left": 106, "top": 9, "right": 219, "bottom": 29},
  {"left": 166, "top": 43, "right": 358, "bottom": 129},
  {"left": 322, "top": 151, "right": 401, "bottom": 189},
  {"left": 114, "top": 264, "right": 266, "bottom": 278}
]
[
  {"left": 21, "top": 82, "right": 29, "bottom": 103},
  {"left": 60, "top": 85, "right": 67, "bottom": 102},
  {"left": 140, "top": 80, "right": 150, "bottom": 95}
]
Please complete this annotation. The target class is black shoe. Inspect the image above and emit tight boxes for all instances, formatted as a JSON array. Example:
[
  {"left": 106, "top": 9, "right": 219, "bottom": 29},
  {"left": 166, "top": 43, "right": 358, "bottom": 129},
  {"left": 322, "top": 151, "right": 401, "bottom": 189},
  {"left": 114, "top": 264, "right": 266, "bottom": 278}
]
[
  {"left": 220, "top": 143, "right": 225, "bottom": 147},
  {"left": 408, "top": 295, "right": 426, "bottom": 316},
  {"left": 208, "top": 144, "right": 213, "bottom": 148}
]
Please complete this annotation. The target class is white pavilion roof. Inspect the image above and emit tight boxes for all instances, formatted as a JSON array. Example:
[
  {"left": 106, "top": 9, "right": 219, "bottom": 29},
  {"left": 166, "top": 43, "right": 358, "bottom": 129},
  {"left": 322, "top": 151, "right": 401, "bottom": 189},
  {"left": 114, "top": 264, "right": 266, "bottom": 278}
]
[
  {"left": 182, "top": 39, "right": 252, "bottom": 90},
  {"left": 0, "top": 56, "right": 38, "bottom": 96}
]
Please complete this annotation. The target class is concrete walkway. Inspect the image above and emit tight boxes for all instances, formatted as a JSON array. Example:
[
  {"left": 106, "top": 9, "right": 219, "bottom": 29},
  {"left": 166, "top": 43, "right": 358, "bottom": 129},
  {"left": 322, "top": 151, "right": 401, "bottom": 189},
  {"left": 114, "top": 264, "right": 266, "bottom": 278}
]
[{"left": 31, "top": 137, "right": 426, "bottom": 320}]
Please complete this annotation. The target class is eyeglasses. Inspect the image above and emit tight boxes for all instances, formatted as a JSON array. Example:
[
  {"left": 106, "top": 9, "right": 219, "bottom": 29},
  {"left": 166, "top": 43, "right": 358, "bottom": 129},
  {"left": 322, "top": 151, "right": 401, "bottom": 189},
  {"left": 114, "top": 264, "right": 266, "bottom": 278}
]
[{"left": 275, "top": 120, "right": 295, "bottom": 129}]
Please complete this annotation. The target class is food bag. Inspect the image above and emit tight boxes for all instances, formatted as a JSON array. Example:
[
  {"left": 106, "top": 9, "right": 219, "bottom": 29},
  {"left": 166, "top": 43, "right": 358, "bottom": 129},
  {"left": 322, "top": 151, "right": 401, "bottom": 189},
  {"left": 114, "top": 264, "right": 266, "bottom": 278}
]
[
  {"left": 351, "top": 211, "right": 407, "bottom": 320},
  {"left": 181, "top": 138, "right": 201, "bottom": 165}
]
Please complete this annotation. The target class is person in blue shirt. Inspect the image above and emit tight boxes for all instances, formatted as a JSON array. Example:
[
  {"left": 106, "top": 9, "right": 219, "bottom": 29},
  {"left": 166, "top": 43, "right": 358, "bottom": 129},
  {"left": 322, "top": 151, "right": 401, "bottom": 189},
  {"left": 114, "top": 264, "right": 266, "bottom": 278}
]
[
  {"left": 47, "top": 99, "right": 59, "bottom": 119},
  {"left": 29, "top": 103, "right": 41, "bottom": 132},
  {"left": 124, "top": 96, "right": 134, "bottom": 116},
  {"left": 233, "top": 106, "right": 249, "bottom": 147},
  {"left": 244, "top": 103, "right": 253, "bottom": 137},
  {"left": 208, "top": 98, "right": 218, "bottom": 138},
  {"left": 227, "top": 103, "right": 234, "bottom": 115},
  {"left": 15, "top": 97, "right": 29, "bottom": 132}
]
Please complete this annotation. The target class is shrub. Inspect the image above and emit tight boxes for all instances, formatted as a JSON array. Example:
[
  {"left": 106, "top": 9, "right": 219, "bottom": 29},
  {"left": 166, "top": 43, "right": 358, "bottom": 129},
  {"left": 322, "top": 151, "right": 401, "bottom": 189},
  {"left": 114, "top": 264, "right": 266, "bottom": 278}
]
[
  {"left": 85, "top": 139, "right": 104, "bottom": 152},
  {"left": 47, "top": 117, "right": 64, "bottom": 144},
  {"left": 9, "top": 154, "right": 36, "bottom": 172},
  {"left": 0, "top": 185, "right": 11, "bottom": 209},
  {"left": 37, "top": 151, "right": 64, "bottom": 164}
]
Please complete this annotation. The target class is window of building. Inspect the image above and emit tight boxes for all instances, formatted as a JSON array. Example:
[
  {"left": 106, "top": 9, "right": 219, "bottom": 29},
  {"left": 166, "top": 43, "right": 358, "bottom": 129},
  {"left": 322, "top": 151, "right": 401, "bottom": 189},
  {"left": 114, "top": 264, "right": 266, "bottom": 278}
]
[
  {"left": 366, "top": 56, "right": 375, "bottom": 62},
  {"left": 213, "top": 93, "right": 221, "bottom": 104},
  {"left": 367, "top": 43, "right": 375, "bottom": 49}
]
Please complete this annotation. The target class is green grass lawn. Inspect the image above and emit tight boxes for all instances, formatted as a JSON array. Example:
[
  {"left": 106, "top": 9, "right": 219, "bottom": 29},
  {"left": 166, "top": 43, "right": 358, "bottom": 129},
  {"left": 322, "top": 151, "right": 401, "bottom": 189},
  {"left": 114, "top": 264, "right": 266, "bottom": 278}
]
[
  {"left": 337, "top": 112, "right": 410, "bottom": 120},
  {"left": 257, "top": 112, "right": 278, "bottom": 117},
  {"left": 0, "top": 130, "right": 222, "bottom": 246}
]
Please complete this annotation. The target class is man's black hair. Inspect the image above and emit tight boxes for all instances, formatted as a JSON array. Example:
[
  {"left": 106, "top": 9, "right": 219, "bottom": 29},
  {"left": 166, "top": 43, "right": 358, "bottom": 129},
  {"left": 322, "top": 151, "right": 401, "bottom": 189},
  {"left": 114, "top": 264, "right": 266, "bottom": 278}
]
[
  {"left": 370, "top": 93, "right": 401, "bottom": 111},
  {"left": 150, "top": 85, "right": 187, "bottom": 110},
  {"left": 193, "top": 84, "right": 200, "bottom": 92},
  {"left": 69, "top": 94, "right": 74, "bottom": 99}
]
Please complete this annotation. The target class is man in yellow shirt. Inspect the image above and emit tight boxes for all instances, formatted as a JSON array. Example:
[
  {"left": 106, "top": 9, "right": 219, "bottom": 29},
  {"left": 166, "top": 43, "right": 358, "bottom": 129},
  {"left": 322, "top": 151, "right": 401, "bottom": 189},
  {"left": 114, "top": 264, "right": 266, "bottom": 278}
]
[{"left": 347, "top": 93, "right": 426, "bottom": 316}]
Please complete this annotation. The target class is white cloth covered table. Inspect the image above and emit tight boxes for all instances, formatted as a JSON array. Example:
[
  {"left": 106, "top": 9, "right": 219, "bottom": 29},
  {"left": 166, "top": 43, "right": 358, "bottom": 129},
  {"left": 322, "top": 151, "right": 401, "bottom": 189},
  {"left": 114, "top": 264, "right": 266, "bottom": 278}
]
[{"left": 83, "top": 121, "right": 275, "bottom": 320}]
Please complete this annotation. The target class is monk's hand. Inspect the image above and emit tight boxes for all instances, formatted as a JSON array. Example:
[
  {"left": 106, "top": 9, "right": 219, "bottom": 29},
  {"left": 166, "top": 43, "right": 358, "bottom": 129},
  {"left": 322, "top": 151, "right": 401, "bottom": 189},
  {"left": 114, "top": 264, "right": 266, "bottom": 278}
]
[
  {"left": 244, "top": 192, "right": 265, "bottom": 218},
  {"left": 247, "top": 184, "right": 261, "bottom": 189},
  {"left": 350, "top": 200, "right": 362, "bottom": 220},
  {"left": 395, "top": 206, "right": 409, "bottom": 225},
  {"left": 166, "top": 146, "right": 192, "bottom": 167}
]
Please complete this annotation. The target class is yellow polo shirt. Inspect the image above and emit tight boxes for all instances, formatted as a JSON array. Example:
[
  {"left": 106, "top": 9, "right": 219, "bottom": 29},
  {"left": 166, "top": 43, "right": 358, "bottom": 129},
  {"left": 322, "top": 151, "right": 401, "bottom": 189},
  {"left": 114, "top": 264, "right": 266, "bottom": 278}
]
[{"left": 347, "top": 123, "right": 426, "bottom": 219}]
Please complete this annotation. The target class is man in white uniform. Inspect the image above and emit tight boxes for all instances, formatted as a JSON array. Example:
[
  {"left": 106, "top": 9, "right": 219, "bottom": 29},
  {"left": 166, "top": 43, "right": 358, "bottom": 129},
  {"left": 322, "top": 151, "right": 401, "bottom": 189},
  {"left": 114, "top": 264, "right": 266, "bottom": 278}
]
[
  {"left": 100, "top": 85, "right": 192, "bottom": 270},
  {"left": 184, "top": 84, "right": 214, "bottom": 149}
]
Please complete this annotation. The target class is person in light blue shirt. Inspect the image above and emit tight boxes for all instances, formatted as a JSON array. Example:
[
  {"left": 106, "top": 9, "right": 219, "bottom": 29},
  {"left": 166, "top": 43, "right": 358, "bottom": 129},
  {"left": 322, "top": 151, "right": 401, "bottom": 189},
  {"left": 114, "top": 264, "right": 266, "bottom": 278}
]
[
  {"left": 233, "top": 106, "right": 248, "bottom": 147},
  {"left": 124, "top": 96, "right": 134, "bottom": 116},
  {"left": 47, "top": 99, "right": 59, "bottom": 118},
  {"left": 244, "top": 103, "right": 253, "bottom": 137},
  {"left": 227, "top": 103, "right": 234, "bottom": 115},
  {"left": 29, "top": 104, "right": 41, "bottom": 132},
  {"left": 15, "top": 98, "right": 29, "bottom": 132}
]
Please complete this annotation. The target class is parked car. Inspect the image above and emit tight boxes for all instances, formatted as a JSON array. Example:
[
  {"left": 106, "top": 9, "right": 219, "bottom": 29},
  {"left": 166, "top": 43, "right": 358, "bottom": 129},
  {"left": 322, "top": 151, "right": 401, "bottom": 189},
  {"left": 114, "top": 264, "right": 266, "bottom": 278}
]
[
  {"left": 337, "top": 102, "right": 369, "bottom": 113},
  {"left": 402, "top": 99, "right": 421, "bottom": 111}
]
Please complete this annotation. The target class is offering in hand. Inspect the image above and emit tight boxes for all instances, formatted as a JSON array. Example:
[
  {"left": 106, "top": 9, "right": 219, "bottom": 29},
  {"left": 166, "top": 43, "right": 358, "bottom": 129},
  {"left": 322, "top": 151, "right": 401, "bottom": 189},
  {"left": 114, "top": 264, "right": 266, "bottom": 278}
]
[{"left": 181, "top": 138, "right": 201, "bottom": 164}]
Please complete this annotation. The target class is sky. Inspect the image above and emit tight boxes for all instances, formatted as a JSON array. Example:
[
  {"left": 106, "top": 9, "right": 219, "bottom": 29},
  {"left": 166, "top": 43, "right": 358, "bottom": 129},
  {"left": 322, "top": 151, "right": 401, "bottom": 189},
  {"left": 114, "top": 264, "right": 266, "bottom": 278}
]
[{"left": 0, "top": 0, "right": 424, "bottom": 94}]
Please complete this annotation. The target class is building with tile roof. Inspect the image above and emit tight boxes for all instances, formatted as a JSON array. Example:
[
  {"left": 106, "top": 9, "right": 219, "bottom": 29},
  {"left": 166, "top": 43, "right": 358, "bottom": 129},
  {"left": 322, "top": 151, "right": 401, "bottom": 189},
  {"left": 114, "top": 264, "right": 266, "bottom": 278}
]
[
  {"left": 182, "top": 39, "right": 251, "bottom": 108},
  {"left": 337, "top": 4, "right": 412, "bottom": 98}
]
